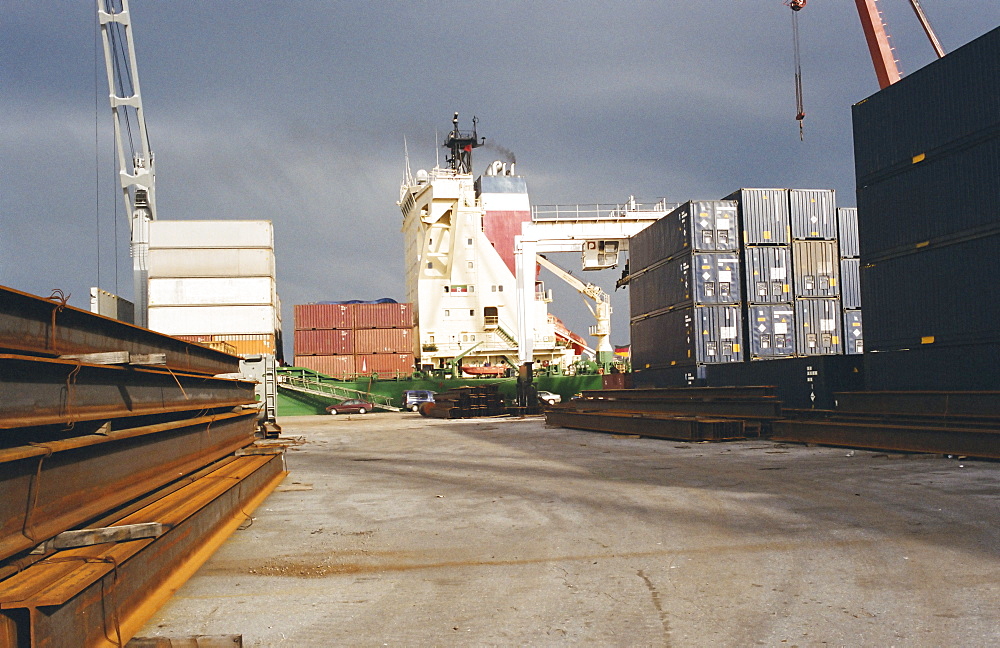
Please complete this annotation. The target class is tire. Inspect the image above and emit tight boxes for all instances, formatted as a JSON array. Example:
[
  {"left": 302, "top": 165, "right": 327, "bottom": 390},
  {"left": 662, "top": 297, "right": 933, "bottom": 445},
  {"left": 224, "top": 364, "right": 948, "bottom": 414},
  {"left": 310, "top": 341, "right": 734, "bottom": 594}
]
[
  {"left": 547, "top": 399, "right": 555, "bottom": 405},
  {"left": 411, "top": 405, "right": 420, "bottom": 412},
  {"left": 329, "top": 409, "right": 338, "bottom": 415},
  {"left": 358, "top": 408, "right": 367, "bottom": 414}
]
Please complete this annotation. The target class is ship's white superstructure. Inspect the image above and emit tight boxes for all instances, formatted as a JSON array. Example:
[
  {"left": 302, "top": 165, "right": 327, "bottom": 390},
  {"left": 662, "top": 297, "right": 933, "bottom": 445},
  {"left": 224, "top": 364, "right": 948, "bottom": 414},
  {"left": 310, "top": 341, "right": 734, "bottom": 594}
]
[{"left": 399, "top": 130, "right": 577, "bottom": 373}]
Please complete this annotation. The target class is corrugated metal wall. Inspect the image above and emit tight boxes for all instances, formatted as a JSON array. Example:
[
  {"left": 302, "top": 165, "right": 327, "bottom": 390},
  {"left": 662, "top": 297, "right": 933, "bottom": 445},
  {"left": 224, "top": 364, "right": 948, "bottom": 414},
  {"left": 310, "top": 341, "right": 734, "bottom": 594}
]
[
  {"left": 794, "top": 298, "right": 843, "bottom": 356},
  {"left": 792, "top": 241, "right": 841, "bottom": 298},
  {"left": 789, "top": 189, "right": 837, "bottom": 240},
  {"left": 742, "top": 246, "right": 792, "bottom": 304},
  {"left": 725, "top": 188, "right": 790, "bottom": 245},
  {"left": 747, "top": 304, "right": 796, "bottom": 359}
]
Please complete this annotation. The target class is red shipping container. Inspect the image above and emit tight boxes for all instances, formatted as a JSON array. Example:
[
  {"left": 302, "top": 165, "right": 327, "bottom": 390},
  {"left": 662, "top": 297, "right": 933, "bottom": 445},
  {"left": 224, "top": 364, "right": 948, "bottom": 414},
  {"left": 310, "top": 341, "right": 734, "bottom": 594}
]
[
  {"left": 354, "top": 353, "right": 414, "bottom": 376},
  {"left": 294, "top": 303, "right": 355, "bottom": 330},
  {"left": 353, "top": 303, "right": 413, "bottom": 329},
  {"left": 294, "top": 354, "right": 354, "bottom": 378},
  {"left": 353, "top": 328, "right": 412, "bottom": 354},
  {"left": 294, "top": 329, "right": 353, "bottom": 355}
]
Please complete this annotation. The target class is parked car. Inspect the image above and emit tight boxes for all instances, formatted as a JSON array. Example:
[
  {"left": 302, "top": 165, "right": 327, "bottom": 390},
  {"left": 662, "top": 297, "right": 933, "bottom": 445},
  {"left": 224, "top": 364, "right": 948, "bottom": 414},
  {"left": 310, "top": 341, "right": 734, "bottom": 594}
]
[
  {"left": 403, "top": 390, "right": 435, "bottom": 412},
  {"left": 326, "top": 399, "right": 374, "bottom": 415},
  {"left": 537, "top": 390, "right": 562, "bottom": 406}
]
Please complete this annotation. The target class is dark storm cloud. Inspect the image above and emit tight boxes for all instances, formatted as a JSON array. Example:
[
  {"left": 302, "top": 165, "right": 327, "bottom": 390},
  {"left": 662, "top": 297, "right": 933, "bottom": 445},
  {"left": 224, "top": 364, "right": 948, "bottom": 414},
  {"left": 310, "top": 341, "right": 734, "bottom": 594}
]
[{"left": 2, "top": 2, "right": 997, "bottom": 351}]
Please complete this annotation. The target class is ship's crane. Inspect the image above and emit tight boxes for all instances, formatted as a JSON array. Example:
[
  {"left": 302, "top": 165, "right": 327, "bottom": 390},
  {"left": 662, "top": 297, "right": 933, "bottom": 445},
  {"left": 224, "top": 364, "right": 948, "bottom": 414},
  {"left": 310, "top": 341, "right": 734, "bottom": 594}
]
[
  {"left": 535, "top": 255, "right": 614, "bottom": 366},
  {"left": 98, "top": 0, "right": 156, "bottom": 328}
]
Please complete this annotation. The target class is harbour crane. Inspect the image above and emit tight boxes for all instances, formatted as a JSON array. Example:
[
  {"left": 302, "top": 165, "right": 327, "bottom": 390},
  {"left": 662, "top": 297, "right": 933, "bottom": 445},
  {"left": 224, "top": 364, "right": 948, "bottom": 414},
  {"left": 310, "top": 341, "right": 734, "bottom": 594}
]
[
  {"left": 98, "top": 0, "right": 157, "bottom": 328},
  {"left": 788, "top": 0, "right": 946, "bottom": 135},
  {"left": 535, "top": 255, "right": 614, "bottom": 367}
]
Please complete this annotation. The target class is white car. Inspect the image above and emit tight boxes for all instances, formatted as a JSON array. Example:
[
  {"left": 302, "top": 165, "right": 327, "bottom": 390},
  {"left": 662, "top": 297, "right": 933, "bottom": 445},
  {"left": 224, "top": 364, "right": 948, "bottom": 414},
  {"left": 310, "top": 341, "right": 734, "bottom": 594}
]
[{"left": 537, "top": 390, "right": 562, "bottom": 406}]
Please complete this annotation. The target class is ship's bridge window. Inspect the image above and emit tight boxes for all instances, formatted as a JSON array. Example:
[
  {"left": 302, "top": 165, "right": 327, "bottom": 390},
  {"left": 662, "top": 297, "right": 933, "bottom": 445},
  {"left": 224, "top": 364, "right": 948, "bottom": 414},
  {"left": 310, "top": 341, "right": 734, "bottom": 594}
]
[
  {"left": 469, "top": 309, "right": 474, "bottom": 316},
  {"left": 467, "top": 238, "right": 473, "bottom": 246}
]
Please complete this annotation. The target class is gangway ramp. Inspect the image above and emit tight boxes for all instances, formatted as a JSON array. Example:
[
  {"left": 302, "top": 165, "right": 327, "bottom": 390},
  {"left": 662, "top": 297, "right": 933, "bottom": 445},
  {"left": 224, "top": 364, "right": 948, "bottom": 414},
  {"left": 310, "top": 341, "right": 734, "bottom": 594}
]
[{"left": 279, "top": 372, "right": 402, "bottom": 412}]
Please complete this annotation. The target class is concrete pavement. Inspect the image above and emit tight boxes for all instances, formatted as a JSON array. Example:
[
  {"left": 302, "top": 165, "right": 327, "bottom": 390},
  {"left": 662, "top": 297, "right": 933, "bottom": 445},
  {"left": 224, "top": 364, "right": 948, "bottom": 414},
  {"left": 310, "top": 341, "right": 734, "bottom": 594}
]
[{"left": 137, "top": 413, "right": 1000, "bottom": 646}]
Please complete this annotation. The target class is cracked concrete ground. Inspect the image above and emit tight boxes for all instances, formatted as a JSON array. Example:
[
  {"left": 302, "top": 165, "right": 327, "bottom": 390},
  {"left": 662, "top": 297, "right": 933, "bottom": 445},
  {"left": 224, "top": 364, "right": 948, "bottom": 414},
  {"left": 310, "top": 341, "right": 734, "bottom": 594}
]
[{"left": 138, "top": 413, "right": 1000, "bottom": 646}]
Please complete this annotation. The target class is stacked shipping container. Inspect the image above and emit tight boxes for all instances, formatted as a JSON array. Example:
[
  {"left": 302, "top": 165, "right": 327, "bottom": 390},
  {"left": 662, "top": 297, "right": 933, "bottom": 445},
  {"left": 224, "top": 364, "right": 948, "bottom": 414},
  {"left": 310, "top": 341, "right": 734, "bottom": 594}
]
[
  {"left": 631, "top": 189, "right": 861, "bottom": 388},
  {"left": 852, "top": 26, "right": 1000, "bottom": 389},
  {"left": 789, "top": 189, "right": 843, "bottom": 356},
  {"left": 630, "top": 200, "right": 744, "bottom": 368},
  {"left": 147, "top": 220, "right": 283, "bottom": 359},
  {"left": 293, "top": 302, "right": 415, "bottom": 378},
  {"left": 838, "top": 208, "right": 863, "bottom": 354},
  {"left": 728, "top": 188, "right": 795, "bottom": 360}
]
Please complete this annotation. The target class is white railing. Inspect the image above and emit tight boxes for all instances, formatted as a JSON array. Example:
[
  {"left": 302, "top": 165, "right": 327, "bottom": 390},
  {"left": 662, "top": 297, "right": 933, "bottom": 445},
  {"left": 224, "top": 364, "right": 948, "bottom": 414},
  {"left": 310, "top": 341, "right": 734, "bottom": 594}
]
[{"left": 531, "top": 197, "right": 675, "bottom": 221}]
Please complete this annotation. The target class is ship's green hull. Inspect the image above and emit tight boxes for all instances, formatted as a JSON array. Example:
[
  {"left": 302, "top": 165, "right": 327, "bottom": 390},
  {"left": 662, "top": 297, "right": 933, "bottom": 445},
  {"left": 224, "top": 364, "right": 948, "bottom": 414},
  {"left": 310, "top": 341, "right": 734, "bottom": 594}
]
[{"left": 276, "top": 370, "right": 603, "bottom": 416}]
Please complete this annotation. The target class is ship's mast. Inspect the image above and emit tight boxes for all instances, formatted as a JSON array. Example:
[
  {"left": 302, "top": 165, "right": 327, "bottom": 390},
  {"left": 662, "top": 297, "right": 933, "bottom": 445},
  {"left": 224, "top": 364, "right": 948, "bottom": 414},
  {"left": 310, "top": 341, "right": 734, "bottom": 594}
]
[
  {"left": 98, "top": 0, "right": 156, "bottom": 328},
  {"left": 442, "top": 112, "right": 484, "bottom": 174}
]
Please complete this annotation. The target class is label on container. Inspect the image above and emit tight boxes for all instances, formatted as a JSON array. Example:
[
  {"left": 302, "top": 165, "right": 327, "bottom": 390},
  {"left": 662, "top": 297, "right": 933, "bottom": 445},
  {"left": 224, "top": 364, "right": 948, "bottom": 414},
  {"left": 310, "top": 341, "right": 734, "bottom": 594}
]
[
  {"left": 820, "top": 319, "right": 836, "bottom": 331},
  {"left": 771, "top": 267, "right": 786, "bottom": 279},
  {"left": 718, "top": 271, "right": 732, "bottom": 283},
  {"left": 716, "top": 218, "right": 731, "bottom": 230},
  {"left": 720, "top": 326, "right": 737, "bottom": 339},
  {"left": 774, "top": 323, "right": 789, "bottom": 334}
]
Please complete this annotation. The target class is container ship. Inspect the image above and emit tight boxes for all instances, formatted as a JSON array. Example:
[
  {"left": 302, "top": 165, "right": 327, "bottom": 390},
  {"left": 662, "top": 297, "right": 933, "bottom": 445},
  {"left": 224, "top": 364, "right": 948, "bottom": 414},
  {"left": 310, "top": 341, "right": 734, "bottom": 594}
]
[{"left": 279, "top": 115, "right": 623, "bottom": 414}]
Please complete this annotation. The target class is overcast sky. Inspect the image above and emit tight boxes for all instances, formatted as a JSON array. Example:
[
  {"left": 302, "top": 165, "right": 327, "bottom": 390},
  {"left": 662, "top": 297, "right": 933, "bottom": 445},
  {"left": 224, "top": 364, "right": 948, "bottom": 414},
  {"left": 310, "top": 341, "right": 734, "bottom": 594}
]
[{"left": 3, "top": 2, "right": 997, "bottom": 357}]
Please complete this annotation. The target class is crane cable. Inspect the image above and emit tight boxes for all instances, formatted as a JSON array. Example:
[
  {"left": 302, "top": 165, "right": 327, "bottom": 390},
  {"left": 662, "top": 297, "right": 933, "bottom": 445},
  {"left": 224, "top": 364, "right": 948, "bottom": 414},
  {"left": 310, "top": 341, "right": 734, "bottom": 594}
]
[{"left": 789, "top": 0, "right": 806, "bottom": 141}]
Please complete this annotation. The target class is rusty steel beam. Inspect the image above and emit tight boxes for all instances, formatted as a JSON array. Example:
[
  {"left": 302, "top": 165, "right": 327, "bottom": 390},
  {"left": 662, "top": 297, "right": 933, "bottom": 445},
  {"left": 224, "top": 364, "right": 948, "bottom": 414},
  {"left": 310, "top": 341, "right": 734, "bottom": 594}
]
[
  {"left": 0, "top": 454, "right": 286, "bottom": 647},
  {"left": 0, "top": 284, "right": 240, "bottom": 376},
  {"left": 546, "top": 409, "right": 744, "bottom": 442},
  {"left": 0, "top": 411, "right": 257, "bottom": 564},
  {"left": 771, "top": 419, "right": 1000, "bottom": 460},
  {"left": 557, "top": 398, "right": 781, "bottom": 419},
  {"left": 832, "top": 391, "right": 1000, "bottom": 419},
  {"left": 0, "top": 354, "right": 256, "bottom": 429}
]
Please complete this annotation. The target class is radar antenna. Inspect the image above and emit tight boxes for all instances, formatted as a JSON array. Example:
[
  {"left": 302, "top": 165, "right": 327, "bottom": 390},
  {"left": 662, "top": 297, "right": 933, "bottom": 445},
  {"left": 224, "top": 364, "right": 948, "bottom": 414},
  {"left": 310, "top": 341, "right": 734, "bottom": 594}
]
[{"left": 443, "top": 112, "right": 484, "bottom": 174}]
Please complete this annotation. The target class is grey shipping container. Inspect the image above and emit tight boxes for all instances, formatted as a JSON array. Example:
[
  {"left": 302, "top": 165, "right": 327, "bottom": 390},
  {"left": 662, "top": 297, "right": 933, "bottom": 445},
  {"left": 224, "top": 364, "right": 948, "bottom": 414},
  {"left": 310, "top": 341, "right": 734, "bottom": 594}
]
[
  {"left": 630, "top": 200, "right": 739, "bottom": 268},
  {"left": 853, "top": 27, "right": 1000, "bottom": 255},
  {"left": 859, "top": 232, "right": 1000, "bottom": 350},
  {"left": 790, "top": 189, "right": 837, "bottom": 240},
  {"left": 837, "top": 207, "right": 859, "bottom": 258},
  {"left": 794, "top": 298, "right": 843, "bottom": 356},
  {"left": 792, "top": 240, "right": 840, "bottom": 298},
  {"left": 746, "top": 304, "right": 796, "bottom": 359},
  {"left": 630, "top": 252, "right": 741, "bottom": 317},
  {"left": 631, "top": 305, "right": 743, "bottom": 368},
  {"left": 844, "top": 309, "right": 863, "bottom": 355},
  {"left": 743, "top": 246, "right": 792, "bottom": 304},
  {"left": 840, "top": 258, "right": 861, "bottom": 309},
  {"left": 724, "top": 188, "right": 791, "bottom": 245}
]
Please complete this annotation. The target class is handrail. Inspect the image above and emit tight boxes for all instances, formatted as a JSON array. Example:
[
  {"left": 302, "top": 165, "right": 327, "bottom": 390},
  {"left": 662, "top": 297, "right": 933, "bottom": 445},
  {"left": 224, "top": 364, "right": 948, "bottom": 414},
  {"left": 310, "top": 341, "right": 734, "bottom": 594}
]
[{"left": 280, "top": 374, "right": 400, "bottom": 411}]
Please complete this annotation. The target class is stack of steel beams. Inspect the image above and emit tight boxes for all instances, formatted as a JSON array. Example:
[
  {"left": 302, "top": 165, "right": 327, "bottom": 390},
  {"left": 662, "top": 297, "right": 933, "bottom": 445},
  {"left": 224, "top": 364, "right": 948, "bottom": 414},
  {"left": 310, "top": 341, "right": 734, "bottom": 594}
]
[
  {"left": 773, "top": 391, "right": 1000, "bottom": 459},
  {"left": 420, "top": 384, "right": 505, "bottom": 418},
  {"left": 0, "top": 285, "right": 286, "bottom": 646},
  {"left": 546, "top": 386, "right": 782, "bottom": 440}
]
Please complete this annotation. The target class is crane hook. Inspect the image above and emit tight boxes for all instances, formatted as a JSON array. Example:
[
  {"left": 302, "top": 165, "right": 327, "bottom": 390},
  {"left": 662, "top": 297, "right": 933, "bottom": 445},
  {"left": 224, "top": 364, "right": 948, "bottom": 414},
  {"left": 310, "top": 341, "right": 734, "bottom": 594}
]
[{"left": 789, "top": 0, "right": 806, "bottom": 11}]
